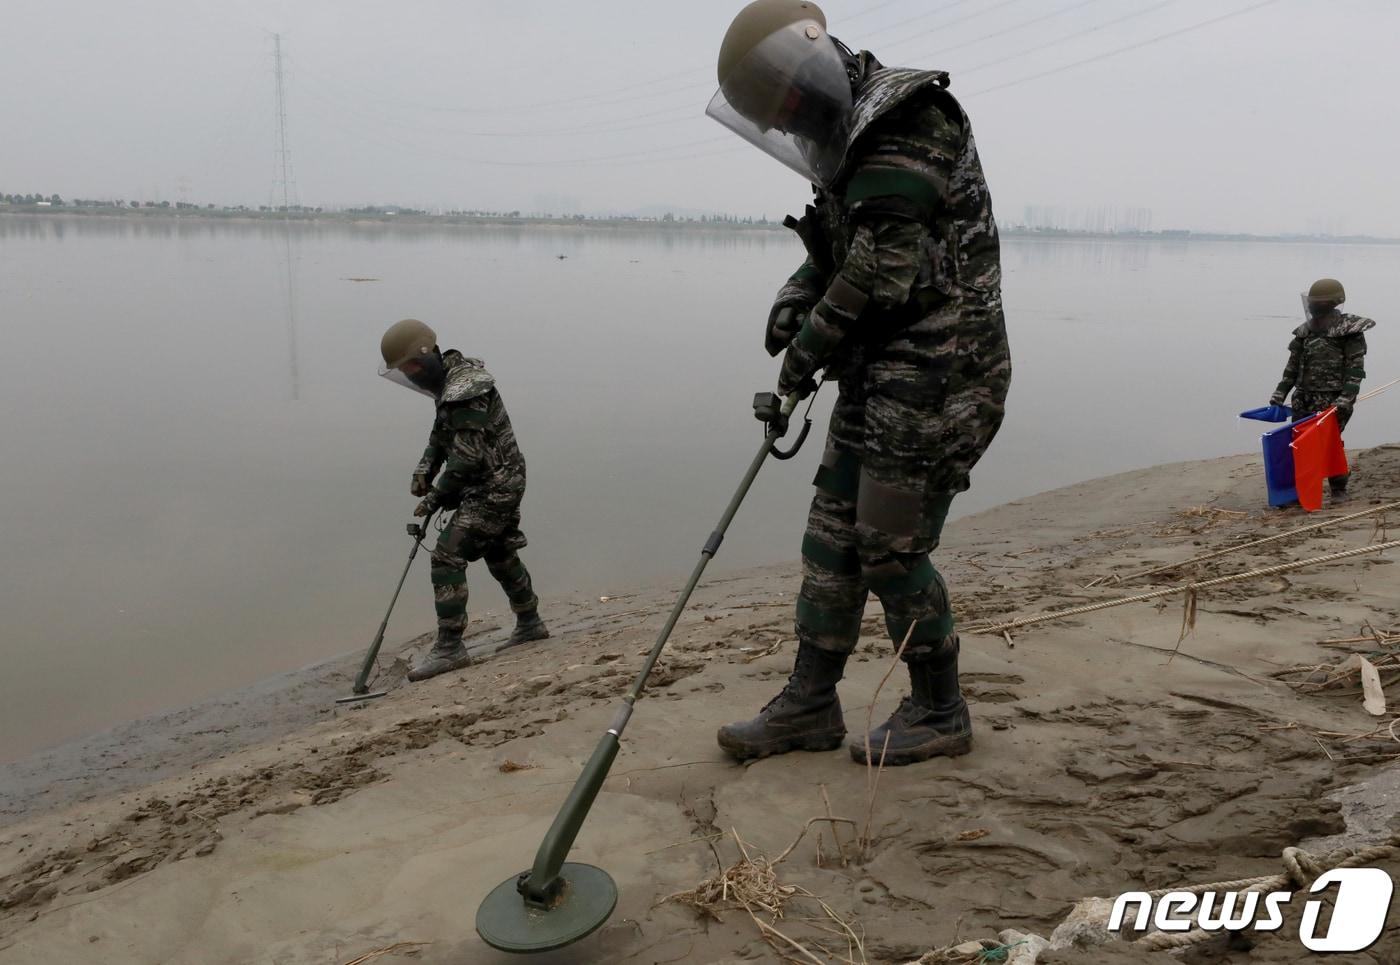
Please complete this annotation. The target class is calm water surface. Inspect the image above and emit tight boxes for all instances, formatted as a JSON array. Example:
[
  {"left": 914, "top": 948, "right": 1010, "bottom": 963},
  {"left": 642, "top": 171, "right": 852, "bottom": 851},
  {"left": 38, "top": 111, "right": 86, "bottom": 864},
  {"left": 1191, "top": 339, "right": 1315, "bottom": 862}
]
[{"left": 2, "top": 216, "right": 1397, "bottom": 760}]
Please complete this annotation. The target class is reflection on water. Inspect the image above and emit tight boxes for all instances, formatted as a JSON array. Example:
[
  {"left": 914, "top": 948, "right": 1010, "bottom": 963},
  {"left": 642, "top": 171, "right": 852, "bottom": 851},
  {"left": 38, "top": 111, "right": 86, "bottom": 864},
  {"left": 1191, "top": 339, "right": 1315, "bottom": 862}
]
[{"left": 1, "top": 216, "right": 1397, "bottom": 760}]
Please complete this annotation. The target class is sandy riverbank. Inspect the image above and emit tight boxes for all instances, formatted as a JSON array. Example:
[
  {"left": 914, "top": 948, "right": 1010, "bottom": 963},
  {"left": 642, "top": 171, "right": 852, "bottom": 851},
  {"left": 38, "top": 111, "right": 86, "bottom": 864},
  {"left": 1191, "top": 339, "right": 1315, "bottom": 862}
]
[{"left": 3, "top": 445, "right": 1399, "bottom": 963}]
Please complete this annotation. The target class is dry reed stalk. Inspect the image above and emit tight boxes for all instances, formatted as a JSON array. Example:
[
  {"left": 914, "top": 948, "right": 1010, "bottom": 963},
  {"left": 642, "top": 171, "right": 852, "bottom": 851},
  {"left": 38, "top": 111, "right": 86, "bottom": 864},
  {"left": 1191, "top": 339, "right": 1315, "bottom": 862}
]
[
  {"left": 860, "top": 620, "right": 915, "bottom": 859},
  {"left": 338, "top": 941, "right": 431, "bottom": 965}
]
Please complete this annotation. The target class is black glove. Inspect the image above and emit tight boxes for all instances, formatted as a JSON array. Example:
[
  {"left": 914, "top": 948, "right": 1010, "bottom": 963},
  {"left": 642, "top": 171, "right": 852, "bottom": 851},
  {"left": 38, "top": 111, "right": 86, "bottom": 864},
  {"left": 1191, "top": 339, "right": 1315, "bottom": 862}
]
[
  {"left": 765, "top": 305, "right": 807, "bottom": 357},
  {"left": 1268, "top": 394, "right": 1286, "bottom": 408}
]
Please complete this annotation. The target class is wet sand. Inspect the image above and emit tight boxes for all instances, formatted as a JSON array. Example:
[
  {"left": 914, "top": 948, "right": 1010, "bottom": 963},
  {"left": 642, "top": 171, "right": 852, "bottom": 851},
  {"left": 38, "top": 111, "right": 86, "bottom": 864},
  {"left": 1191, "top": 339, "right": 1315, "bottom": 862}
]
[{"left": 3, "top": 445, "right": 1399, "bottom": 963}]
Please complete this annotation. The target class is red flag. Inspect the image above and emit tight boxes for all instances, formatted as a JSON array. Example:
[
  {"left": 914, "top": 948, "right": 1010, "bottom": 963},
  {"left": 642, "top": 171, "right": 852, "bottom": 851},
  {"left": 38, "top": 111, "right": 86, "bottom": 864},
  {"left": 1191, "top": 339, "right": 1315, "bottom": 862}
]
[{"left": 1291, "top": 408, "right": 1348, "bottom": 512}]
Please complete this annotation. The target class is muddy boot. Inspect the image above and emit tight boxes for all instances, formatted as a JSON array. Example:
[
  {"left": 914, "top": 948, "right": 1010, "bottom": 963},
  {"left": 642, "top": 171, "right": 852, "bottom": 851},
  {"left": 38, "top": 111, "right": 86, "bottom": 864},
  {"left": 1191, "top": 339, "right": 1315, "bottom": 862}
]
[
  {"left": 506, "top": 611, "right": 549, "bottom": 648},
  {"left": 716, "top": 641, "right": 847, "bottom": 761},
  {"left": 850, "top": 637, "right": 972, "bottom": 766},
  {"left": 407, "top": 635, "right": 473, "bottom": 682},
  {"left": 1329, "top": 476, "right": 1350, "bottom": 501}
]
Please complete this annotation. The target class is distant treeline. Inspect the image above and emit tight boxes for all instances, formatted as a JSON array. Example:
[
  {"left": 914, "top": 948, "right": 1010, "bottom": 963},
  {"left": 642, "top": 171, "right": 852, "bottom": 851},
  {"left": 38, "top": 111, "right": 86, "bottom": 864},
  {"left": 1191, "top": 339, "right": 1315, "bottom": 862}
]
[
  {"left": 1, "top": 194, "right": 325, "bottom": 213},
  {"left": 0, "top": 198, "right": 782, "bottom": 230},
  {"left": 5, "top": 196, "right": 1399, "bottom": 244}
]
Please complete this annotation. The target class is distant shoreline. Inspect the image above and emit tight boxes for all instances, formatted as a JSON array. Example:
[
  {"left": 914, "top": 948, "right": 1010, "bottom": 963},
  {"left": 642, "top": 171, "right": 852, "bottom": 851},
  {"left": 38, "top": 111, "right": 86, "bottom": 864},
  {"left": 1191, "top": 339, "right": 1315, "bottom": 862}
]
[{"left": 5, "top": 206, "right": 1400, "bottom": 245}]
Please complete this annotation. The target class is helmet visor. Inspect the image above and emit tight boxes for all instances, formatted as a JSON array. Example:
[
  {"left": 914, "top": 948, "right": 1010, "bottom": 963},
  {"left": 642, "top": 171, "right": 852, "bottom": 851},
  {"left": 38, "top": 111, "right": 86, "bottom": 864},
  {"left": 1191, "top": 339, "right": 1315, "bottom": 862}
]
[
  {"left": 707, "top": 21, "right": 852, "bottom": 187},
  {"left": 1301, "top": 292, "right": 1341, "bottom": 322},
  {"left": 378, "top": 353, "right": 444, "bottom": 398}
]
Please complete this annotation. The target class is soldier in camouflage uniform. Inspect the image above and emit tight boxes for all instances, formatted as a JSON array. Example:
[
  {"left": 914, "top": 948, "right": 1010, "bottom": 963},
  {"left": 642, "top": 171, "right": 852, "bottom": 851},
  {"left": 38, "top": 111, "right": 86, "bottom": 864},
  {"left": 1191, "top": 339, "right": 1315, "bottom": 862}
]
[
  {"left": 707, "top": 0, "right": 1011, "bottom": 765},
  {"left": 1269, "top": 278, "right": 1374, "bottom": 498},
  {"left": 379, "top": 319, "right": 549, "bottom": 681}
]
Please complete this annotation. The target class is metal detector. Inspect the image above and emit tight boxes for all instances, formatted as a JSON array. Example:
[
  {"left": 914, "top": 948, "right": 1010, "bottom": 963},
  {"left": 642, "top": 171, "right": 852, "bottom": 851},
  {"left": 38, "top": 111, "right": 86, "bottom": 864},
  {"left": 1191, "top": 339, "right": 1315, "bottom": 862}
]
[
  {"left": 336, "top": 515, "right": 434, "bottom": 705},
  {"left": 476, "top": 387, "right": 816, "bottom": 953}
]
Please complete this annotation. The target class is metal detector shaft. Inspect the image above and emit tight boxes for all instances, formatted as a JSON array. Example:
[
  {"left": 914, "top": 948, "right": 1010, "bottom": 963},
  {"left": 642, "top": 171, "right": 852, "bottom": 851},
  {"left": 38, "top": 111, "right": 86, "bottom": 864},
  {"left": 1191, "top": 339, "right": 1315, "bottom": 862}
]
[
  {"left": 349, "top": 517, "right": 431, "bottom": 696},
  {"left": 518, "top": 392, "right": 806, "bottom": 905}
]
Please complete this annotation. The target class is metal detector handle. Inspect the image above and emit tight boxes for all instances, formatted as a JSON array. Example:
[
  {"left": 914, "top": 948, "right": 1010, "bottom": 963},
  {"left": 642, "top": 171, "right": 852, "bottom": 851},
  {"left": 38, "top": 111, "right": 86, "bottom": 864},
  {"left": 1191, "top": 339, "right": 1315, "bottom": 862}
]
[
  {"left": 770, "top": 387, "right": 815, "bottom": 460},
  {"left": 516, "top": 392, "right": 802, "bottom": 904},
  {"left": 349, "top": 514, "right": 433, "bottom": 696}
]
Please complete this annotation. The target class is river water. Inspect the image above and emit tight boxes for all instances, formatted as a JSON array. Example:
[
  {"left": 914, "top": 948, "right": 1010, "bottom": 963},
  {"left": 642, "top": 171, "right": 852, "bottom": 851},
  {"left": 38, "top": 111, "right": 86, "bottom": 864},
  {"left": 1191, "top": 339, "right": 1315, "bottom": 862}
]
[{"left": 2, "top": 215, "right": 1397, "bottom": 760}]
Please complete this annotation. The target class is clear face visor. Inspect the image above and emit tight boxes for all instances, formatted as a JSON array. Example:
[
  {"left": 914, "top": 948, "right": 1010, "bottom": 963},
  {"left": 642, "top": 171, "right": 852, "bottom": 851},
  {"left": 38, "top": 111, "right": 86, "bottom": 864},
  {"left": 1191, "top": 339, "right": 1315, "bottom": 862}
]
[
  {"left": 707, "top": 21, "right": 853, "bottom": 187},
  {"left": 378, "top": 353, "right": 443, "bottom": 398},
  {"left": 1301, "top": 292, "right": 1341, "bottom": 322}
]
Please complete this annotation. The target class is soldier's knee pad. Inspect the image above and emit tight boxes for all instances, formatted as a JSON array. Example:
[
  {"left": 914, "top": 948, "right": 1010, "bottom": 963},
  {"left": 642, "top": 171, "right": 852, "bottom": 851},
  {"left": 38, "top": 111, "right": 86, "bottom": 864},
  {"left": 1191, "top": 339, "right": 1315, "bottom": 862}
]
[
  {"left": 860, "top": 553, "right": 940, "bottom": 601},
  {"left": 855, "top": 470, "right": 954, "bottom": 553},
  {"left": 436, "top": 524, "right": 485, "bottom": 565}
]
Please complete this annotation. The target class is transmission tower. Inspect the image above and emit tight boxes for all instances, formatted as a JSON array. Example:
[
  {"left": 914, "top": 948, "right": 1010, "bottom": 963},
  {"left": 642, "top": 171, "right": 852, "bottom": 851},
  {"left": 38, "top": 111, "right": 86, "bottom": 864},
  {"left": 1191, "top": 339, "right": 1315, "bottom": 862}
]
[
  {"left": 272, "top": 33, "right": 301, "bottom": 400},
  {"left": 273, "top": 33, "right": 297, "bottom": 212}
]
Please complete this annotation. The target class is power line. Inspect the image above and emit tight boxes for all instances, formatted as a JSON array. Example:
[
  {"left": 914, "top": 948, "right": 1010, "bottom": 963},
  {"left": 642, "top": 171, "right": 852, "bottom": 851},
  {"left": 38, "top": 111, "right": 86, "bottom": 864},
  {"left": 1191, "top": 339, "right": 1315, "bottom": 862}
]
[
  {"left": 952, "top": 0, "right": 1186, "bottom": 77},
  {"left": 308, "top": 105, "right": 734, "bottom": 168},
  {"left": 295, "top": 71, "right": 706, "bottom": 139},
  {"left": 896, "top": 0, "right": 1106, "bottom": 58},
  {"left": 858, "top": 0, "right": 987, "bottom": 45},
  {"left": 275, "top": 0, "right": 1279, "bottom": 173},
  {"left": 286, "top": 0, "right": 1060, "bottom": 140},
  {"left": 282, "top": 0, "right": 983, "bottom": 122},
  {"left": 965, "top": 0, "right": 1282, "bottom": 95},
  {"left": 439, "top": 0, "right": 953, "bottom": 114}
]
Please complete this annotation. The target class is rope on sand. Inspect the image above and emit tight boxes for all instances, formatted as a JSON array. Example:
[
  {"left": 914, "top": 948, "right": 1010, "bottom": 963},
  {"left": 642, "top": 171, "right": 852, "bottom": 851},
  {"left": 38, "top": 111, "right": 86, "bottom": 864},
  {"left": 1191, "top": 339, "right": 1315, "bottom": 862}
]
[
  {"left": 1087, "top": 500, "right": 1400, "bottom": 587},
  {"left": 1133, "top": 830, "right": 1400, "bottom": 952},
  {"left": 964, "top": 538, "right": 1400, "bottom": 637}
]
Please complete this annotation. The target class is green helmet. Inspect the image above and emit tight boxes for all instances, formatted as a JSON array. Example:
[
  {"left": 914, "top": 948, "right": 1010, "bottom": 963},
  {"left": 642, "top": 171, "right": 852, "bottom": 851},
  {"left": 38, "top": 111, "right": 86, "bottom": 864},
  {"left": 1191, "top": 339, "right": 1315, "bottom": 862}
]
[
  {"left": 379, "top": 318, "right": 444, "bottom": 397},
  {"left": 717, "top": 0, "right": 827, "bottom": 114},
  {"left": 708, "top": 0, "right": 852, "bottom": 186},
  {"left": 1307, "top": 278, "right": 1345, "bottom": 306},
  {"left": 380, "top": 318, "right": 437, "bottom": 369}
]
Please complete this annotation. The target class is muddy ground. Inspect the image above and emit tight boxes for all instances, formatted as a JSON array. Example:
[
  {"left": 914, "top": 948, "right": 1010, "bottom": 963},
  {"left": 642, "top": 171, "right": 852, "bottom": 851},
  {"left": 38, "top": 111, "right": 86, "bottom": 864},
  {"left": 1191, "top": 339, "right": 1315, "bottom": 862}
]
[{"left": 2, "top": 446, "right": 1398, "bottom": 964}]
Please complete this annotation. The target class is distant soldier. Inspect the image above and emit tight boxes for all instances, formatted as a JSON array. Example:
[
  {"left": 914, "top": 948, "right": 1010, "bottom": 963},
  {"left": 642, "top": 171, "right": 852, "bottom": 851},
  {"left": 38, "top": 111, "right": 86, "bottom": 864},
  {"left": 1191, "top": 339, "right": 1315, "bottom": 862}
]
[
  {"left": 1270, "top": 278, "right": 1375, "bottom": 499},
  {"left": 379, "top": 319, "right": 549, "bottom": 681},
  {"left": 707, "top": 1, "right": 1011, "bottom": 766}
]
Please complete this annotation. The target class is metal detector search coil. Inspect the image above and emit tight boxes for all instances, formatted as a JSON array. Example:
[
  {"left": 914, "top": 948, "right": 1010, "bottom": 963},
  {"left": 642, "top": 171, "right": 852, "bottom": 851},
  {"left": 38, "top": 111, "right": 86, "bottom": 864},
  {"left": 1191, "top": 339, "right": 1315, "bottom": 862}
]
[{"left": 475, "top": 388, "right": 816, "bottom": 953}]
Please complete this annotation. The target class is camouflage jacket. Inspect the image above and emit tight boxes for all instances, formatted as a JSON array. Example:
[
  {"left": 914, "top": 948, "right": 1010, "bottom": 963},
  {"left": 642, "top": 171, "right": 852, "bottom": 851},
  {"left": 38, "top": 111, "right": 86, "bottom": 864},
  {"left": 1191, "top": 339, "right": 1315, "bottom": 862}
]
[
  {"left": 1272, "top": 312, "right": 1374, "bottom": 411},
  {"left": 416, "top": 351, "right": 526, "bottom": 500},
  {"left": 774, "top": 54, "right": 1000, "bottom": 361}
]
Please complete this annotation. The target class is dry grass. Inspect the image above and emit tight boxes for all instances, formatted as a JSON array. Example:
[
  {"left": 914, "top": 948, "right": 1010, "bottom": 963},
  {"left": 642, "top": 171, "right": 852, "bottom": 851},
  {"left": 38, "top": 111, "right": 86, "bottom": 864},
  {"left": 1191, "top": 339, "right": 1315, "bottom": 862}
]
[
  {"left": 1261, "top": 717, "right": 1400, "bottom": 764},
  {"left": 338, "top": 941, "right": 431, "bottom": 965},
  {"left": 1317, "top": 624, "right": 1398, "bottom": 651},
  {"left": 1152, "top": 505, "right": 1248, "bottom": 539},
  {"left": 665, "top": 826, "right": 867, "bottom": 965},
  {"left": 1272, "top": 650, "right": 1400, "bottom": 695}
]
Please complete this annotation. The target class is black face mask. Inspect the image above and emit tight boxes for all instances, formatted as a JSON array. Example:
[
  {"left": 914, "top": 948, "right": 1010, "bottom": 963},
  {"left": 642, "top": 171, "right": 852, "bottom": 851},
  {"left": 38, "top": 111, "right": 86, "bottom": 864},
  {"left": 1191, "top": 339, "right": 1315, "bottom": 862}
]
[
  {"left": 829, "top": 34, "right": 862, "bottom": 91},
  {"left": 402, "top": 352, "right": 446, "bottom": 394},
  {"left": 1308, "top": 302, "right": 1338, "bottom": 325}
]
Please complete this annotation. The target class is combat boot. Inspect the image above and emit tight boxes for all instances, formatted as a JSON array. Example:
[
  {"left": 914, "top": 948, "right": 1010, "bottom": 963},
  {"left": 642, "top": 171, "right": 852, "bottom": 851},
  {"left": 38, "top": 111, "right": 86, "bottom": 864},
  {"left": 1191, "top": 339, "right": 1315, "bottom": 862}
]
[
  {"left": 506, "top": 611, "right": 549, "bottom": 648},
  {"left": 1329, "top": 477, "right": 1350, "bottom": 501},
  {"left": 850, "top": 636, "right": 972, "bottom": 766},
  {"left": 407, "top": 635, "right": 473, "bottom": 682},
  {"left": 716, "top": 641, "right": 847, "bottom": 760}
]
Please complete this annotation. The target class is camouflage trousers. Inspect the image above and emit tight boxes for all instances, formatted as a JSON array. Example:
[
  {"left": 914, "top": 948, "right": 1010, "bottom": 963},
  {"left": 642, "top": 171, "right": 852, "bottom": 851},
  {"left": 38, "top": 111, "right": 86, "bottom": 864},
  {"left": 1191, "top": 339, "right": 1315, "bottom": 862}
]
[
  {"left": 1292, "top": 393, "right": 1353, "bottom": 486},
  {"left": 796, "top": 295, "right": 1011, "bottom": 659},
  {"left": 430, "top": 486, "right": 537, "bottom": 643}
]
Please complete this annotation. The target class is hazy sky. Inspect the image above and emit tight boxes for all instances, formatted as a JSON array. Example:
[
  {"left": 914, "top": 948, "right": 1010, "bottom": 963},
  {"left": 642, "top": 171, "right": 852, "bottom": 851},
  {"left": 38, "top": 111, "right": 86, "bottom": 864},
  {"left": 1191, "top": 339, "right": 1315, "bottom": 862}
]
[{"left": 4, "top": 0, "right": 1399, "bottom": 233}]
